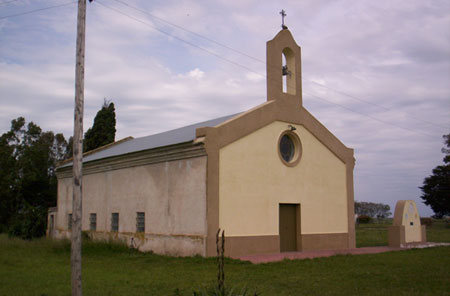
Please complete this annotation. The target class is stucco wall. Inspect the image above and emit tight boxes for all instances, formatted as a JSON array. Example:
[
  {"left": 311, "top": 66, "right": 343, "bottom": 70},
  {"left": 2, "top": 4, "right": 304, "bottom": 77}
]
[
  {"left": 55, "top": 156, "right": 207, "bottom": 256},
  {"left": 393, "top": 200, "right": 422, "bottom": 243},
  {"left": 219, "top": 121, "right": 348, "bottom": 237},
  {"left": 402, "top": 201, "right": 421, "bottom": 243}
]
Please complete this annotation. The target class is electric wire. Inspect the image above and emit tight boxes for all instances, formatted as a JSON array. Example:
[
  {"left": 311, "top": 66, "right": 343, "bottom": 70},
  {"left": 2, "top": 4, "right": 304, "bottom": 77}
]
[
  {"left": 3, "top": 0, "right": 441, "bottom": 132},
  {"left": 110, "top": 0, "right": 262, "bottom": 64},
  {"left": 0, "top": 1, "right": 76, "bottom": 20},
  {"left": 2, "top": 0, "right": 437, "bottom": 139},
  {"left": 306, "top": 79, "right": 448, "bottom": 129},
  {"left": 303, "top": 91, "right": 435, "bottom": 138},
  {"left": 94, "top": 1, "right": 438, "bottom": 139},
  {"left": 0, "top": 0, "right": 21, "bottom": 5},
  {"left": 1, "top": 0, "right": 443, "bottom": 134},
  {"left": 95, "top": 0, "right": 263, "bottom": 77},
  {"left": 108, "top": 0, "right": 446, "bottom": 130}
]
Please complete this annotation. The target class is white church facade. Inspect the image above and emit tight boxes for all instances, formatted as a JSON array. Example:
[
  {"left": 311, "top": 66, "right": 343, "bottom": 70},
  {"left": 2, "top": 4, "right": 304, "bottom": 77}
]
[{"left": 48, "top": 29, "right": 356, "bottom": 257}]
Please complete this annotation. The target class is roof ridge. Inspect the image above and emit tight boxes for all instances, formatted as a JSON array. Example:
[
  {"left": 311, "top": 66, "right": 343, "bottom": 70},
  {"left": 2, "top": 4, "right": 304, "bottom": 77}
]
[
  {"left": 134, "top": 112, "right": 241, "bottom": 141},
  {"left": 57, "top": 112, "right": 242, "bottom": 169},
  {"left": 57, "top": 136, "right": 134, "bottom": 166}
]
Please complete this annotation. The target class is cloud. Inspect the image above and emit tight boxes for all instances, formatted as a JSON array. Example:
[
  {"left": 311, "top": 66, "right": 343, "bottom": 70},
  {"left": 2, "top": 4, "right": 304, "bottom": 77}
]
[{"left": 0, "top": 0, "right": 449, "bottom": 217}]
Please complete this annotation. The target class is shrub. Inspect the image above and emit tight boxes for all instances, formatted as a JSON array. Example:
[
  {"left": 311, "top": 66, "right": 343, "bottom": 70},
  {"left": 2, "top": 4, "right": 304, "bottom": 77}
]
[
  {"left": 445, "top": 218, "right": 450, "bottom": 229},
  {"left": 8, "top": 205, "right": 47, "bottom": 240},
  {"left": 356, "top": 215, "right": 372, "bottom": 224},
  {"left": 82, "top": 231, "right": 91, "bottom": 241},
  {"left": 420, "top": 218, "right": 433, "bottom": 227},
  {"left": 0, "top": 224, "right": 8, "bottom": 234}
]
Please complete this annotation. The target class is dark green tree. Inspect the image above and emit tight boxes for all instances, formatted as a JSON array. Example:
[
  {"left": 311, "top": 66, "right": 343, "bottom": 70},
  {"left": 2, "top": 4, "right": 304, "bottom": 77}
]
[
  {"left": 0, "top": 117, "right": 68, "bottom": 238},
  {"left": 355, "top": 201, "right": 391, "bottom": 219},
  {"left": 84, "top": 99, "right": 116, "bottom": 152},
  {"left": 0, "top": 125, "right": 18, "bottom": 231},
  {"left": 420, "top": 133, "right": 450, "bottom": 218},
  {"left": 66, "top": 136, "right": 73, "bottom": 159}
]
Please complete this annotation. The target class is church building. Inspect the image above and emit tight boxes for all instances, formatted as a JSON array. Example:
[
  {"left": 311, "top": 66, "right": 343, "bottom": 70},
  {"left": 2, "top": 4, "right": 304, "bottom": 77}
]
[{"left": 48, "top": 28, "right": 356, "bottom": 257}]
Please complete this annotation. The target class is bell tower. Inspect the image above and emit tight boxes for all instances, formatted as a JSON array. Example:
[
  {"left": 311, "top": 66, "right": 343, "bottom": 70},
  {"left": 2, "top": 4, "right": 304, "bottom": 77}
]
[{"left": 266, "top": 29, "right": 302, "bottom": 106}]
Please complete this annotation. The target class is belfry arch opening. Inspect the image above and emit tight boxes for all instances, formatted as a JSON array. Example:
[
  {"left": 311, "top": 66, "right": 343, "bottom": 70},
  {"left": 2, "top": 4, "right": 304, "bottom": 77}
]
[{"left": 282, "top": 47, "right": 296, "bottom": 95}]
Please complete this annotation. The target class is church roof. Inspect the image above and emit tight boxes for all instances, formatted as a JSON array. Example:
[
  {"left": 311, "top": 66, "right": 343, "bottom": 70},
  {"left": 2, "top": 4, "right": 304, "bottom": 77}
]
[{"left": 60, "top": 113, "right": 239, "bottom": 168}]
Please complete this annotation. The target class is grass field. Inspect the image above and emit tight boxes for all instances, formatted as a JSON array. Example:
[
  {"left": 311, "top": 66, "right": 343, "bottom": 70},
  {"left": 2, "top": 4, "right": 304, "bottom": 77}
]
[
  {"left": 356, "top": 219, "right": 450, "bottom": 247},
  {"left": 0, "top": 221, "right": 449, "bottom": 295}
]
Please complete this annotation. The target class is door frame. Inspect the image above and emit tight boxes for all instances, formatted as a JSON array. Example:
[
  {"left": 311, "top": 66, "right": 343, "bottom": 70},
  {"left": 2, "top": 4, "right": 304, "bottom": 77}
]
[{"left": 279, "top": 203, "right": 301, "bottom": 252}]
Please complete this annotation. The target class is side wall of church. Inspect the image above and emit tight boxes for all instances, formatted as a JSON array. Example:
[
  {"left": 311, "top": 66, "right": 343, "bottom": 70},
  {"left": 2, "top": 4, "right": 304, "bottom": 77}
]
[
  {"left": 53, "top": 156, "right": 207, "bottom": 256},
  {"left": 219, "top": 121, "right": 348, "bottom": 255}
]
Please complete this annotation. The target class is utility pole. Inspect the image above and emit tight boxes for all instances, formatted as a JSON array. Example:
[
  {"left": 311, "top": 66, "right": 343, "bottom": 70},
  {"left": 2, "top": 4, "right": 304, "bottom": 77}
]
[{"left": 72, "top": 0, "right": 86, "bottom": 295}]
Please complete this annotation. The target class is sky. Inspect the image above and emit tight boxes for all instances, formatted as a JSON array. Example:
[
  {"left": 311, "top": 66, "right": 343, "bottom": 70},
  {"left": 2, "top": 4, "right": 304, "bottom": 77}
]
[{"left": 1, "top": 0, "right": 449, "bottom": 217}]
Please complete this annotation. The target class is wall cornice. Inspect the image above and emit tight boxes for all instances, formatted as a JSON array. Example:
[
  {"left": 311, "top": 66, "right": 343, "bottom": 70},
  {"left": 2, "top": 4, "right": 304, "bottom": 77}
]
[{"left": 56, "top": 142, "right": 206, "bottom": 179}]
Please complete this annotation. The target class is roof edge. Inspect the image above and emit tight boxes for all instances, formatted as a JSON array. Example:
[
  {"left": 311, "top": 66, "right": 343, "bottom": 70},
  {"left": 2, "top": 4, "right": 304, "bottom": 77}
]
[
  {"left": 199, "top": 98, "right": 354, "bottom": 164},
  {"left": 57, "top": 136, "right": 134, "bottom": 168},
  {"left": 56, "top": 140, "right": 206, "bottom": 178}
]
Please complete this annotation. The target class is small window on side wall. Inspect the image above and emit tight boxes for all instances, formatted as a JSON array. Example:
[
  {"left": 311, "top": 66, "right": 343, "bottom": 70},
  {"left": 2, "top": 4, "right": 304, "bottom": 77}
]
[
  {"left": 90, "top": 213, "right": 97, "bottom": 231},
  {"left": 68, "top": 213, "right": 72, "bottom": 230},
  {"left": 136, "top": 212, "right": 145, "bottom": 233},
  {"left": 49, "top": 214, "right": 54, "bottom": 231},
  {"left": 111, "top": 213, "right": 119, "bottom": 232}
]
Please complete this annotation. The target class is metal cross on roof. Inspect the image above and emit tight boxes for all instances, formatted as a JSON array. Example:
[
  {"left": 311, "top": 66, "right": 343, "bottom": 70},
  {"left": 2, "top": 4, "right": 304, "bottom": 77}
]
[{"left": 280, "top": 9, "right": 288, "bottom": 29}]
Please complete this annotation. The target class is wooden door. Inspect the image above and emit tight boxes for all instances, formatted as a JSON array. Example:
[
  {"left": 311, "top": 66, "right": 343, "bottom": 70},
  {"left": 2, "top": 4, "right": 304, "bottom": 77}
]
[{"left": 279, "top": 204, "right": 298, "bottom": 252}]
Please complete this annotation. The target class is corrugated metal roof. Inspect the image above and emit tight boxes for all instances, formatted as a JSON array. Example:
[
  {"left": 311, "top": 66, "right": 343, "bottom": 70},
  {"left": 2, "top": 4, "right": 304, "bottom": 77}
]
[{"left": 60, "top": 113, "right": 239, "bottom": 168}]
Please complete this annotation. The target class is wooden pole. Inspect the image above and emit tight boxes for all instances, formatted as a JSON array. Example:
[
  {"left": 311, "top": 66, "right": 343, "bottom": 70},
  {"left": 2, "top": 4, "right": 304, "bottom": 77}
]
[{"left": 72, "top": 0, "right": 86, "bottom": 295}]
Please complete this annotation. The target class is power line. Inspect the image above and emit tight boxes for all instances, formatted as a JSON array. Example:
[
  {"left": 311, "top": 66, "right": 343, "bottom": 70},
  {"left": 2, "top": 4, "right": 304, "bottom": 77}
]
[
  {"left": 108, "top": 0, "right": 446, "bottom": 130},
  {"left": 5, "top": 0, "right": 439, "bottom": 135},
  {"left": 0, "top": 1, "right": 76, "bottom": 20},
  {"left": 96, "top": 0, "right": 300, "bottom": 95},
  {"left": 0, "top": 0, "right": 20, "bottom": 5},
  {"left": 110, "top": 0, "right": 262, "bottom": 64},
  {"left": 303, "top": 91, "right": 436, "bottom": 138},
  {"left": 94, "top": 1, "right": 439, "bottom": 140},
  {"left": 95, "top": 0, "right": 262, "bottom": 77},
  {"left": 304, "top": 78, "right": 448, "bottom": 129}
]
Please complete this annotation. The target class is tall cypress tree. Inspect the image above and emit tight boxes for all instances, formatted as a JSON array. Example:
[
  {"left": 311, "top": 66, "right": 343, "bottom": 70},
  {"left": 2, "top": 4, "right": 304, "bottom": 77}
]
[{"left": 84, "top": 99, "right": 116, "bottom": 152}]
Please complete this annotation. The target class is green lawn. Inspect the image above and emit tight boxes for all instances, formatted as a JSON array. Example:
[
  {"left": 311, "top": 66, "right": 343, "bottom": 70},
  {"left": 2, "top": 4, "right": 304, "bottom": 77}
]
[
  {"left": 0, "top": 221, "right": 449, "bottom": 296},
  {"left": 356, "top": 219, "right": 450, "bottom": 247}
]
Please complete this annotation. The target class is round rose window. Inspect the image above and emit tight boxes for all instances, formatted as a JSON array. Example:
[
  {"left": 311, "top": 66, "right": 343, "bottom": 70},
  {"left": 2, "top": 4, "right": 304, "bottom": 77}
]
[
  {"left": 278, "top": 130, "right": 302, "bottom": 167},
  {"left": 280, "top": 134, "right": 295, "bottom": 162}
]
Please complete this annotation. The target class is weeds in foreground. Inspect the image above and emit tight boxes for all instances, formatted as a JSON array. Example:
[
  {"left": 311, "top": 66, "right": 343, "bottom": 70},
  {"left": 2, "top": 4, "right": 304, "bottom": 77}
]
[
  {"left": 190, "top": 229, "right": 260, "bottom": 296},
  {"left": 191, "top": 285, "right": 259, "bottom": 296}
]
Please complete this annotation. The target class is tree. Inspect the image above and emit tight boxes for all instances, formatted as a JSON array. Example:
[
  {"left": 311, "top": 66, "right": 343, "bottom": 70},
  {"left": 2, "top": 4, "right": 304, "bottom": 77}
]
[
  {"left": 420, "top": 133, "right": 450, "bottom": 218},
  {"left": 355, "top": 201, "right": 391, "bottom": 219},
  {"left": 84, "top": 99, "right": 116, "bottom": 152},
  {"left": 0, "top": 117, "right": 69, "bottom": 238},
  {"left": 0, "top": 125, "right": 17, "bottom": 231}
]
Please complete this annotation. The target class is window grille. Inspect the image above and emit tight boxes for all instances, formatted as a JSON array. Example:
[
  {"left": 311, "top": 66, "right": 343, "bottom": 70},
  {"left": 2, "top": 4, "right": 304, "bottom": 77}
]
[
  {"left": 111, "top": 213, "right": 119, "bottom": 232},
  {"left": 90, "top": 213, "right": 97, "bottom": 231},
  {"left": 68, "top": 213, "right": 72, "bottom": 230},
  {"left": 136, "top": 212, "right": 145, "bottom": 233},
  {"left": 49, "top": 214, "right": 54, "bottom": 230}
]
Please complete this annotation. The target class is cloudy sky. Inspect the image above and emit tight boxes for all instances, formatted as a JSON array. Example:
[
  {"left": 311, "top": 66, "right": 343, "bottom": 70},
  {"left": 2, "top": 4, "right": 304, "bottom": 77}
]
[{"left": 1, "top": 0, "right": 449, "bottom": 217}]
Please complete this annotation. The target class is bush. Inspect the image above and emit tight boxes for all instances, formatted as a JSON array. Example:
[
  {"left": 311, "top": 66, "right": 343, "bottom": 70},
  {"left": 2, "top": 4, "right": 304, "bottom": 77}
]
[
  {"left": 0, "top": 224, "right": 8, "bottom": 234},
  {"left": 445, "top": 218, "right": 450, "bottom": 229},
  {"left": 8, "top": 205, "right": 47, "bottom": 240},
  {"left": 356, "top": 215, "right": 372, "bottom": 224},
  {"left": 420, "top": 218, "right": 433, "bottom": 227}
]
